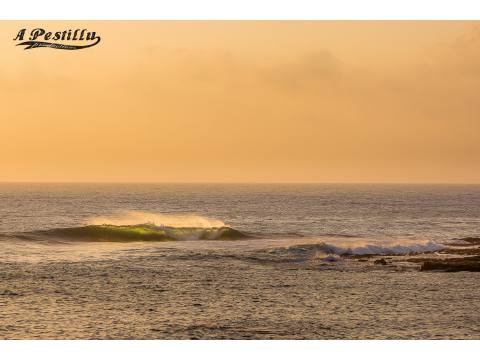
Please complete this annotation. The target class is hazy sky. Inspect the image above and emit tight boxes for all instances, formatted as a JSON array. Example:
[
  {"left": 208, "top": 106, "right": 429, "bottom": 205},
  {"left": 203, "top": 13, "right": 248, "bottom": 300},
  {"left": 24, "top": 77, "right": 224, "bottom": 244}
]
[{"left": 1, "top": 21, "right": 479, "bottom": 183}]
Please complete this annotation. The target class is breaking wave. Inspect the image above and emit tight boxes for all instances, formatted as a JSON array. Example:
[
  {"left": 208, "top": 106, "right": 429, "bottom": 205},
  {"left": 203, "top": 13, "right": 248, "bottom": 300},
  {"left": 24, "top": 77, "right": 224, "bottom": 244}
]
[
  {"left": 273, "top": 240, "right": 444, "bottom": 258},
  {"left": 22, "top": 212, "right": 248, "bottom": 242},
  {"left": 320, "top": 241, "right": 444, "bottom": 255},
  {"left": 29, "top": 224, "right": 248, "bottom": 242}
]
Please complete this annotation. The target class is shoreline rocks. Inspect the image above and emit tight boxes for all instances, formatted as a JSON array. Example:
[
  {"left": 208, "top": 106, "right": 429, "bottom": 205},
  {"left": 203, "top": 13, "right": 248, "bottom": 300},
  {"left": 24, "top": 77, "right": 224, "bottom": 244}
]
[{"left": 420, "top": 256, "right": 480, "bottom": 272}]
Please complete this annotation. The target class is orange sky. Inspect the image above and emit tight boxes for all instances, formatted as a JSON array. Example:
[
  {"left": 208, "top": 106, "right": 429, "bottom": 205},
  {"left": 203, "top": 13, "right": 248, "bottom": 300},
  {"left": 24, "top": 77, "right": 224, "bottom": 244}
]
[{"left": 1, "top": 21, "right": 479, "bottom": 183}]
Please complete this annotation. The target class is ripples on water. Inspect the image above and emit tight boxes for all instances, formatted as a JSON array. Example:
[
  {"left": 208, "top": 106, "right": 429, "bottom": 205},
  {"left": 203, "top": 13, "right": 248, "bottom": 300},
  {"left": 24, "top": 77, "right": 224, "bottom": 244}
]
[{"left": 1, "top": 184, "right": 480, "bottom": 339}]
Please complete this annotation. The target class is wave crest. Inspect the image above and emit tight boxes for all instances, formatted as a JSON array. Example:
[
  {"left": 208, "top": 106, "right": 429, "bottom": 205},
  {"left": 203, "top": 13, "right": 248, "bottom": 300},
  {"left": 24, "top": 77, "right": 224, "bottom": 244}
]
[{"left": 33, "top": 224, "right": 248, "bottom": 242}]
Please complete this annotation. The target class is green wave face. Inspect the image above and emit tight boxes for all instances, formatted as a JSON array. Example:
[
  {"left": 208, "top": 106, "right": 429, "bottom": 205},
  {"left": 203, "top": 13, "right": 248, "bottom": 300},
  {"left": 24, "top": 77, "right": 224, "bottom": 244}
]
[{"left": 37, "top": 224, "right": 248, "bottom": 242}]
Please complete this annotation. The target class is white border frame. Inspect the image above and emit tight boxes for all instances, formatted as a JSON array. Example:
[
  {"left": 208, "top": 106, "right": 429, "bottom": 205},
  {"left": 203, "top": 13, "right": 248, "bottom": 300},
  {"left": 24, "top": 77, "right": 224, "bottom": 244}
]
[
  {"left": 1, "top": 0, "right": 480, "bottom": 357},
  {"left": 1, "top": 340, "right": 480, "bottom": 359},
  {"left": 1, "top": 0, "right": 480, "bottom": 20}
]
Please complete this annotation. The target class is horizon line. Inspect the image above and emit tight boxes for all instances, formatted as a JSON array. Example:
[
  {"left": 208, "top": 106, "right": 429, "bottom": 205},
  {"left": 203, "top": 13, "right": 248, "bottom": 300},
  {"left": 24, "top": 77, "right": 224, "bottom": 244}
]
[{"left": 1, "top": 181, "right": 480, "bottom": 185}]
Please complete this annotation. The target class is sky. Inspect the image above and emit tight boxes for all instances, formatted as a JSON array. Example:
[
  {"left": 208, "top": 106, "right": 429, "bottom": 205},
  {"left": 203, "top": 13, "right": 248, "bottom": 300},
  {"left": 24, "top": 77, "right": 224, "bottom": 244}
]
[{"left": 1, "top": 21, "right": 479, "bottom": 183}]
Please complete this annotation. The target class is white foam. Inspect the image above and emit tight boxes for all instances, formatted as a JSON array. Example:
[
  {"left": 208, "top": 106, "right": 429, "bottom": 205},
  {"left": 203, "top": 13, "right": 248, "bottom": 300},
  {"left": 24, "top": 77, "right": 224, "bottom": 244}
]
[{"left": 320, "top": 240, "right": 444, "bottom": 255}]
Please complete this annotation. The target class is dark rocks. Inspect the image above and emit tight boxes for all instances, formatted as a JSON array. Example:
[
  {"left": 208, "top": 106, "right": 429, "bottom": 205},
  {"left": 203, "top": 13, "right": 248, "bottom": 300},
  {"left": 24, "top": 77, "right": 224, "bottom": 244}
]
[
  {"left": 420, "top": 256, "right": 480, "bottom": 272},
  {"left": 374, "top": 258, "right": 387, "bottom": 265}
]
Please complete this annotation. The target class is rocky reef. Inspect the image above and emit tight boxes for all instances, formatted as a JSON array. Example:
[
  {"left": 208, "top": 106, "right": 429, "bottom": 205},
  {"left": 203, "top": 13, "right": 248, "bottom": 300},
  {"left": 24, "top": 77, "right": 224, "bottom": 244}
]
[
  {"left": 420, "top": 256, "right": 480, "bottom": 272},
  {"left": 417, "top": 237, "right": 480, "bottom": 272}
]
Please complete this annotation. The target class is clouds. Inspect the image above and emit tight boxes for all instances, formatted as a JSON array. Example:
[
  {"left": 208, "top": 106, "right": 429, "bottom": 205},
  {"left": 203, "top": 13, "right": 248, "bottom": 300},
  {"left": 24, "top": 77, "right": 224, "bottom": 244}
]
[
  {"left": 72, "top": 24, "right": 480, "bottom": 181},
  {"left": 1, "top": 21, "right": 480, "bottom": 182}
]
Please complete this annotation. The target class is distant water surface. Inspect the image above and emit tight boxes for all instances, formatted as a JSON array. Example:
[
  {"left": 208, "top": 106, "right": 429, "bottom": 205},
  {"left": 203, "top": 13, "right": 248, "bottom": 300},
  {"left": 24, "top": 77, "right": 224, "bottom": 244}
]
[{"left": 0, "top": 183, "right": 479, "bottom": 240}]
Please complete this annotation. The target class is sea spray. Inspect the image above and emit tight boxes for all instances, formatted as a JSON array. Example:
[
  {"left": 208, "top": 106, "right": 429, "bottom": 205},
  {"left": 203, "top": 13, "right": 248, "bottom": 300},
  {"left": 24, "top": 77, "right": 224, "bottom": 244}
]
[{"left": 87, "top": 211, "right": 226, "bottom": 228}]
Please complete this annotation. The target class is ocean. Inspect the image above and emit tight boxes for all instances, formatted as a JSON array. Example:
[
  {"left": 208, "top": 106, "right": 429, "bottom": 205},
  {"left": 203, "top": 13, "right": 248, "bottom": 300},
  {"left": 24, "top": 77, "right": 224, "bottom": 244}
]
[{"left": 1, "top": 183, "right": 479, "bottom": 339}]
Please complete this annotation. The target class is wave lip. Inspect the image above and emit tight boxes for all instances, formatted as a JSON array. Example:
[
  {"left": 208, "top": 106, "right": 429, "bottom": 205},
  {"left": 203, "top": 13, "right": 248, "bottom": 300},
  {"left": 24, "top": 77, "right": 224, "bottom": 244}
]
[{"left": 30, "top": 224, "right": 249, "bottom": 242}]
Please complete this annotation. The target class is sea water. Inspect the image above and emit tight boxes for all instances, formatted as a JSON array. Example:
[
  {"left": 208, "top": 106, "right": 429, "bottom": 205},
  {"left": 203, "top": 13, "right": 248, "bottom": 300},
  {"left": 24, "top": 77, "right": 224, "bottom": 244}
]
[{"left": 1, "top": 183, "right": 480, "bottom": 338}]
